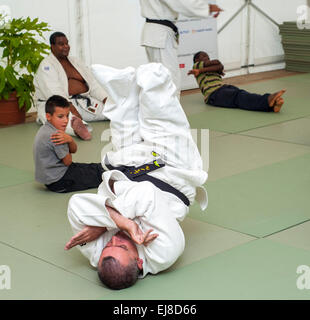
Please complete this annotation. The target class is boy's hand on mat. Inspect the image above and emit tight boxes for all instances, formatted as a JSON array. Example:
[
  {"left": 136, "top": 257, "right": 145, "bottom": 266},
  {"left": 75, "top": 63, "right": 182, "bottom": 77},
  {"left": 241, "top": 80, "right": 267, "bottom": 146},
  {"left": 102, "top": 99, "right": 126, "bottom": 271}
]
[
  {"left": 187, "top": 69, "right": 200, "bottom": 77},
  {"left": 64, "top": 226, "right": 107, "bottom": 250},
  {"left": 51, "top": 131, "right": 73, "bottom": 145}
]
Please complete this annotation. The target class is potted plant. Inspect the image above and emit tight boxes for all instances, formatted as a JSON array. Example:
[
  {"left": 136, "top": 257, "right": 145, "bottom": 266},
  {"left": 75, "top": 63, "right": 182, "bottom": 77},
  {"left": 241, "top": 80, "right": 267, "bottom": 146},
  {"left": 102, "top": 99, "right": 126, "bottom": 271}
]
[{"left": 0, "top": 14, "right": 50, "bottom": 125}]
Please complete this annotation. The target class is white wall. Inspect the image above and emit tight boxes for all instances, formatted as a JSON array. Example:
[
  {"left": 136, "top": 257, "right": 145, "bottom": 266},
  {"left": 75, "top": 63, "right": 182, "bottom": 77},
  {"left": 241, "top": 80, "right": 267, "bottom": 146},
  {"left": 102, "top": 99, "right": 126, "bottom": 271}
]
[
  {"left": 84, "top": 0, "right": 146, "bottom": 68},
  {"left": 216, "top": 0, "right": 307, "bottom": 77},
  {"left": 1, "top": 0, "right": 308, "bottom": 109},
  {"left": 3, "top": 0, "right": 308, "bottom": 70}
]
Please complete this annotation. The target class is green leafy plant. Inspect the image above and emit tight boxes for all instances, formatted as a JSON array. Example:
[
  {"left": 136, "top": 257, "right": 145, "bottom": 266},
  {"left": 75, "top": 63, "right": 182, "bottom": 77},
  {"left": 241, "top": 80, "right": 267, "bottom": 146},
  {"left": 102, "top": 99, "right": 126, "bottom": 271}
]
[{"left": 0, "top": 15, "right": 50, "bottom": 111}]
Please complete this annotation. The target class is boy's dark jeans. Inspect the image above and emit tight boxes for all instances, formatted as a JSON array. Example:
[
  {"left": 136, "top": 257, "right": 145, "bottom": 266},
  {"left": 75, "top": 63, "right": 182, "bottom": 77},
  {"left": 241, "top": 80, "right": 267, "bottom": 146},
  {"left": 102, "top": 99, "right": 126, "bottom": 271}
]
[
  {"left": 46, "top": 162, "right": 104, "bottom": 193},
  {"left": 208, "top": 84, "right": 272, "bottom": 112}
]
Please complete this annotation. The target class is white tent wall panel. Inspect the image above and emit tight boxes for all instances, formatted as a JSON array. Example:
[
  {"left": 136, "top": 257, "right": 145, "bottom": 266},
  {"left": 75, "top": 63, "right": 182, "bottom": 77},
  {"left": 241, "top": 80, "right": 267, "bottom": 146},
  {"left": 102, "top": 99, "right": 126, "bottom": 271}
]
[
  {"left": 84, "top": 0, "right": 146, "bottom": 68},
  {"left": 1, "top": 0, "right": 308, "bottom": 108},
  {"left": 216, "top": 0, "right": 244, "bottom": 71},
  {"left": 217, "top": 0, "right": 307, "bottom": 78},
  {"left": 2, "top": 0, "right": 78, "bottom": 56}
]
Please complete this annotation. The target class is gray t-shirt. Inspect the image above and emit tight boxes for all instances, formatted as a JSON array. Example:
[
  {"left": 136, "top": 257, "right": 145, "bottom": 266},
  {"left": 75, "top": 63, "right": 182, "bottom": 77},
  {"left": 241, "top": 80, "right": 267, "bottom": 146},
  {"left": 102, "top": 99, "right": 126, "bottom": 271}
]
[{"left": 33, "top": 121, "right": 69, "bottom": 185}]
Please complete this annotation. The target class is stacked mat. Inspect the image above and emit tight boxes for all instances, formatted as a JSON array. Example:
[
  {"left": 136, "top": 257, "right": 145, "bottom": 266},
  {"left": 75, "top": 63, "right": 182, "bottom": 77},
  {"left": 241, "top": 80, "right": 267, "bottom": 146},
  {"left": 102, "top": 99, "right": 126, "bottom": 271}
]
[{"left": 279, "top": 21, "right": 310, "bottom": 72}]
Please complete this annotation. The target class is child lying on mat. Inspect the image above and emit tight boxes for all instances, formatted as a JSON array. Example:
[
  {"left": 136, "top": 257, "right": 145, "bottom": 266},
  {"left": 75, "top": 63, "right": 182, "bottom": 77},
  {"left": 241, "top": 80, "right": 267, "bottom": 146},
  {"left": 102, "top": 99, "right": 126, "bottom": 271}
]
[{"left": 188, "top": 51, "right": 285, "bottom": 112}]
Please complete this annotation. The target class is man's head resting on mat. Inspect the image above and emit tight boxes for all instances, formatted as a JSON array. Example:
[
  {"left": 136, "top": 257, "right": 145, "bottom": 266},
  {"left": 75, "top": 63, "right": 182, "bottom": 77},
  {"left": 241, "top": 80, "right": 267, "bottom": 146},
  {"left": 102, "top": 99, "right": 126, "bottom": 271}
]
[
  {"left": 193, "top": 51, "right": 210, "bottom": 64},
  {"left": 97, "top": 231, "right": 143, "bottom": 290}
]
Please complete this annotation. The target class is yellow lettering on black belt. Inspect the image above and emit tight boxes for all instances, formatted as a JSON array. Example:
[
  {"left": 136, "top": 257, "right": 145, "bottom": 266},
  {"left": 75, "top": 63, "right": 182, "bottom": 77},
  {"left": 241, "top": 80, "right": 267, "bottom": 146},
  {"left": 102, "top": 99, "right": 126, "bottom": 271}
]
[
  {"left": 127, "top": 160, "right": 165, "bottom": 178},
  {"left": 154, "top": 160, "right": 160, "bottom": 167}
]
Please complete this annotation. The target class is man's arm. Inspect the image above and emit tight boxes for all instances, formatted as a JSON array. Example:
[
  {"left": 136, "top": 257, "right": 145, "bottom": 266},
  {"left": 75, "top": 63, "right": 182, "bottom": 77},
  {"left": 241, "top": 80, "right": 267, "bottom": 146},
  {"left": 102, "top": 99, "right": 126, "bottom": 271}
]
[
  {"left": 106, "top": 205, "right": 158, "bottom": 246},
  {"left": 65, "top": 226, "right": 107, "bottom": 250},
  {"left": 69, "top": 102, "right": 83, "bottom": 120}
]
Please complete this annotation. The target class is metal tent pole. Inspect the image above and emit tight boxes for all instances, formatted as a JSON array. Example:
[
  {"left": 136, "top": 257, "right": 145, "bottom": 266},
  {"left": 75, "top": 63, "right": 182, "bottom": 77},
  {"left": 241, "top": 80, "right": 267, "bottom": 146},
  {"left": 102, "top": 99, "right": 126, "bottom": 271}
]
[
  {"left": 218, "top": 0, "right": 283, "bottom": 72},
  {"left": 76, "top": 0, "right": 85, "bottom": 61},
  {"left": 217, "top": 2, "right": 247, "bottom": 34},
  {"left": 249, "top": 2, "right": 279, "bottom": 27},
  {"left": 244, "top": 0, "right": 251, "bottom": 74}
]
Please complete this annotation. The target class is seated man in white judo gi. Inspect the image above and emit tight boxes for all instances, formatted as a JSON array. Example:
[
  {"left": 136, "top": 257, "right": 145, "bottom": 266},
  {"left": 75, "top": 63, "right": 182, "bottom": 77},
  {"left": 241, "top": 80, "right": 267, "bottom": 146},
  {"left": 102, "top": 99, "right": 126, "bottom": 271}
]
[
  {"left": 64, "top": 63, "right": 208, "bottom": 290},
  {"left": 34, "top": 32, "right": 108, "bottom": 140}
]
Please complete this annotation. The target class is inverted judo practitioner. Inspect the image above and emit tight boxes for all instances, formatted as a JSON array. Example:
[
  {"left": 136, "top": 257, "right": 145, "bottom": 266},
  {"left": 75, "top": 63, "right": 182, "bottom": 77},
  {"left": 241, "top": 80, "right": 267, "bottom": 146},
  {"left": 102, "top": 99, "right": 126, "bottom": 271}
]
[
  {"left": 34, "top": 32, "right": 108, "bottom": 140},
  {"left": 64, "top": 63, "right": 208, "bottom": 290}
]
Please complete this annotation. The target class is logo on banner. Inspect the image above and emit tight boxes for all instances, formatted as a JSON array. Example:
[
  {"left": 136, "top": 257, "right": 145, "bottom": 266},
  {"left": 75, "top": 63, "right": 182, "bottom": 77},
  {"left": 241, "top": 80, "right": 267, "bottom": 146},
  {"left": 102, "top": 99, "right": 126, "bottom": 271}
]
[{"left": 192, "top": 28, "right": 213, "bottom": 34}]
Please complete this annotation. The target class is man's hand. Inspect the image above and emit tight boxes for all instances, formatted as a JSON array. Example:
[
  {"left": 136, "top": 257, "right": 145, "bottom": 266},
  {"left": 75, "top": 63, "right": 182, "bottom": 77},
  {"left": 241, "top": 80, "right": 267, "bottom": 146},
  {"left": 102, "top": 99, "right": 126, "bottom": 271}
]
[
  {"left": 187, "top": 69, "right": 200, "bottom": 77},
  {"left": 106, "top": 205, "right": 159, "bottom": 246},
  {"left": 126, "top": 219, "right": 158, "bottom": 246},
  {"left": 209, "top": 4, "right": 223, "bottom": 18},
  {"left": 64, "top": 226, "right": 107, "bottom": 250},
  {"left": 51, "top": 130, "right": 73, "bottom": 145}
]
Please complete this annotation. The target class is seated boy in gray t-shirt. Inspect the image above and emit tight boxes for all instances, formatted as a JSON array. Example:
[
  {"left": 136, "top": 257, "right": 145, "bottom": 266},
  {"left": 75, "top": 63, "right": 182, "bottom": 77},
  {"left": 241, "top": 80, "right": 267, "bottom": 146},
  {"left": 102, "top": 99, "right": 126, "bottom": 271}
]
[{"left": 33, "top": 95, "right": 104, "bottom": 193}]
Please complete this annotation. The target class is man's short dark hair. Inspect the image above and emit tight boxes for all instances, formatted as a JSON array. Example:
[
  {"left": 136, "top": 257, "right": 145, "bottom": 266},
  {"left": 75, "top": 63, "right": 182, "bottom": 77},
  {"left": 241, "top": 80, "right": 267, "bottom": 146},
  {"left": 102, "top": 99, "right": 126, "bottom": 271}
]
[
  {"left": 50, "top": 31, "right": 67, "bottom": 45},
  {"left": 193, "top": 51, "right": 205, "bottom": 63},
  {"left": 45, "top": 95, "right": 70, "bottom": 115},
  {"left": 98, "top": 256, "right": 140, "bottom": 290}
]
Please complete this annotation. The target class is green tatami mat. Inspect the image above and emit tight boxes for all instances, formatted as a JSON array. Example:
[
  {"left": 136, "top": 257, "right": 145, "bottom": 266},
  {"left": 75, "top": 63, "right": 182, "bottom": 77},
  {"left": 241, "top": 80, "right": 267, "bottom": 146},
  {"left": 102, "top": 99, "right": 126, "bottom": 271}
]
[
  {"left": 241, "top": 118, "right": 310, "bottom": 146},
  {"left": 267, "top": 221, "right": 310, "bottom": 251},
  {"left": 0, "top": 243, "right": 109, "bottom": 300},
  {"left": 190, "top": 153, "right": 310, "bottom": 238},
  {"left": 0, "top": 182, "right": 100, "bottom": 284},
  {"left": 0, "top": 182, "right": 253, "bottom": 287},
  {"left": 208, "top": 133, "right": 310, "bottom": 181},
  {"left": 0, "top": 121, "right": 108, "bottom": 171},
  {"left": 0, "top": 123, "right": 38, "bottom": 172},
  {"left": 0, "top": 165, "right": 33, "bottom": 188},
  {"left": 102, "top": 239, "right": 310, "bottom": 300},
  {"left": 184, "top": 74, "right": 310, "bottom": 133},
  {"left": 181, "top": 93, "right": 218, "bottom": 117},
  {"left": 172, "top": 217, "right": 255, "bottom": 270}
]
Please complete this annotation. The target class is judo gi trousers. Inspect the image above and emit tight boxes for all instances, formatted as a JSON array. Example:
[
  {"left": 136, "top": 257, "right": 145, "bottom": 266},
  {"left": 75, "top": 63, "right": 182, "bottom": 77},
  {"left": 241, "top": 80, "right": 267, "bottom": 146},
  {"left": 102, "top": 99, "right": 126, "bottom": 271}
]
[
  {"left": 208, "top": 84, "right": 272, "bottom": 112},
  {"left": 46, "top": 163, "right": 104, "bottom": 193},
  {"left": 144, "top": 32, "right": 181, "bottom": 98}
]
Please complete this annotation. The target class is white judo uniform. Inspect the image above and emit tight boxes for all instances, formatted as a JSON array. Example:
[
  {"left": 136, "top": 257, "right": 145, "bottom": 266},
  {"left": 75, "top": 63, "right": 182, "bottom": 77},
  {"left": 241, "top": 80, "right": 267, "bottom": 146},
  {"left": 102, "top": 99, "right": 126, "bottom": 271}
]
[
  {"left": 34, "top": 53, "right": 108, "bottom": 136},
  {"left": 67, "top": 63, "right": 208, "bottom": 277},
  {"left": 140, "top": 0, "right": 211, "bottom": 95}
]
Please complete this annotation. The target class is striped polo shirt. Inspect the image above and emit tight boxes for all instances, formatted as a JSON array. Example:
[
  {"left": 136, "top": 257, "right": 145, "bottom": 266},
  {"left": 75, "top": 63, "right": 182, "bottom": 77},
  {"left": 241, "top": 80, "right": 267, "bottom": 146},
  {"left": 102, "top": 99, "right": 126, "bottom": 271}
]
[{"left": 193, "top": 61, "right": 223, "bottom": 102}]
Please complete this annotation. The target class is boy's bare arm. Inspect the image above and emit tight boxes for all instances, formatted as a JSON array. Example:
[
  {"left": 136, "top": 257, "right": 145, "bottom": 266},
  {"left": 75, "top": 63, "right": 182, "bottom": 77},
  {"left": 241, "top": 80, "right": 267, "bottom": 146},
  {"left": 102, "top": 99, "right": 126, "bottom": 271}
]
[
  {"left": 61, "top": 153, "right": 72, "bottom": 166},
  {"left": 188, "top": 59, "right": 224, "bottom": 77},
  {"left": 188, "top": 64, "right": 224, "bottom": 77},
  {"left": 51, "top": 130, "right": 77, "bottom": 154},
  {"left": 203, "top": 59, "right": 222, "bottom": 67}
]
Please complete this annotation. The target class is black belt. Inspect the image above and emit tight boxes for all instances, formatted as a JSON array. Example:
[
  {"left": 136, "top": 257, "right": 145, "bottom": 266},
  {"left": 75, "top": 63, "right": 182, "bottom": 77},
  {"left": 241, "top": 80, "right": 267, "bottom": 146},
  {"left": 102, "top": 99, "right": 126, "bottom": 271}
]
[
  {"left": 146, "top": 18, "right": 179, "bottom": 43},
  {"left": 71, "top": 94, "right": 91, "bottom": 107},
  {"left": 106, "top": 159, "right": 189, "bottom": 206}
]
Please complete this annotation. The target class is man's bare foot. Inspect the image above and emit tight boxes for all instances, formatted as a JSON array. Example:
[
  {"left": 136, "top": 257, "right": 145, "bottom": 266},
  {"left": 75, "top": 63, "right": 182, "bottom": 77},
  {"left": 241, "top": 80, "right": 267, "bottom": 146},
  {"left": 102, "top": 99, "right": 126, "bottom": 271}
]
[
  {"left": 71, "top": 116, "right": 92, "bottom": 140},
  {"left": 273, "top": 97, "right": 284, "bottom": 113},
  {"left": 268, "top": 90, "right": 286, "bottom": 110}
]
